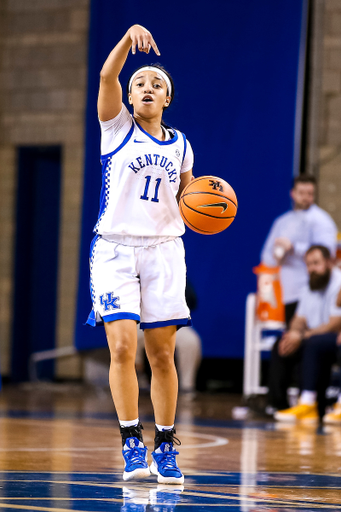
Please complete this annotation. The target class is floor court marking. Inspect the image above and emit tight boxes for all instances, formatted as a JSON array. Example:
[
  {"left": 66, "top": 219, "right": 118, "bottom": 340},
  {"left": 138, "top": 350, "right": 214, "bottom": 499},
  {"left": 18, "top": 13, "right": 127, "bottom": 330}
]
[
  {"left": 0, "top": 431, "right": 228, "bottom": 452},
  {"left": 0, "top": 495, "right": 341, "bottom": 510},
  {"left": 0, "top": 473, "right": 341, "bottom": 510}
]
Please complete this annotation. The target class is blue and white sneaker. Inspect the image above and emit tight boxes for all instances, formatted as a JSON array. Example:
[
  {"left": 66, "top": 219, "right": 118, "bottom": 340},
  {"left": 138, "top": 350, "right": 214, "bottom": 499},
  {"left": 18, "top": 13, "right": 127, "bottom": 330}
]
[
  {"left": 150, "top": 428, "right": 184, "bottom": 484},
  {"left": 150, "top": 442, "right": 184, "bottom": 484},
  {"left": 122, "top": 437, "right": 150, "bottom": 481}
]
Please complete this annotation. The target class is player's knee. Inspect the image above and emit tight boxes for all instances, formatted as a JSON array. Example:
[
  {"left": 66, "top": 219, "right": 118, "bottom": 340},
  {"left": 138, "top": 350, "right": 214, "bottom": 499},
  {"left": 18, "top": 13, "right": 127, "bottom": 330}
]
[
  {"left": 108, "top": 338, "right": 135, "bottom": 365},
  {"left": 148, "top": 348, "right": 174, "bottom": 373}
]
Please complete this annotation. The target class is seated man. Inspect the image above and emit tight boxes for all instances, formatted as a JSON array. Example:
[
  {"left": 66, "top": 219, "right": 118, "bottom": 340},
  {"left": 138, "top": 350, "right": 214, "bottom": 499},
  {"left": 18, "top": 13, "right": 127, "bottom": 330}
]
[
  {"left": 323, "top": 286, "right": 341, "bottom": 424},
  {"left": 273, "top": 245, "right": 341, "bottom": 423}
]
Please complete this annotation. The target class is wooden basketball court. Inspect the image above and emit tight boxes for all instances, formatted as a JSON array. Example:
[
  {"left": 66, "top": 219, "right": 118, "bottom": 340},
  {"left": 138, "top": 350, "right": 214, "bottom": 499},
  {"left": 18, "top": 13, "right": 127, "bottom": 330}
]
[{"left": 0, "top": 383, "right": 340, "bottom": 511}]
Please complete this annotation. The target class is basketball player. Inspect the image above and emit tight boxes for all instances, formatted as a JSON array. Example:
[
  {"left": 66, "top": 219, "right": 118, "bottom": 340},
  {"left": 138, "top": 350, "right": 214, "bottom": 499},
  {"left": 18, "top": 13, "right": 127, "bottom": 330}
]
[{"left": 86, "top": 24, "right": 194, "bottom": 484}]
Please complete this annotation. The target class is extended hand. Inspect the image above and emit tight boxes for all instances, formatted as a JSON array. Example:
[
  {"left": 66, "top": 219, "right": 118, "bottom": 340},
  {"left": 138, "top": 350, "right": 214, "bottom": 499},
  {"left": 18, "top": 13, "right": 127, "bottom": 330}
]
[
  {"left": 129, "top": 25, "right": 160, "bottom": 56},
  {"left": 278, "top": 330, "right": 302, "bottom": 357}
]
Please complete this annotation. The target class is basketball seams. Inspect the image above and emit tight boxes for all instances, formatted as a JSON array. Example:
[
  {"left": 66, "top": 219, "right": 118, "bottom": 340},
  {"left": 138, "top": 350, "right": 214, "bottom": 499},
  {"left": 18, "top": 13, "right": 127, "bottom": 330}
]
[
  {"left": 179, "top": 200, "right": 214, "bottom": 234},
  {"left": 181, "top": 197, "right": 236, "bottom": 220},
  {"left": 182, "top": 190, "right": 238, "bottom": 209},
  {"left": 179, "top": 175, "right": 237, "bottom": 235}
]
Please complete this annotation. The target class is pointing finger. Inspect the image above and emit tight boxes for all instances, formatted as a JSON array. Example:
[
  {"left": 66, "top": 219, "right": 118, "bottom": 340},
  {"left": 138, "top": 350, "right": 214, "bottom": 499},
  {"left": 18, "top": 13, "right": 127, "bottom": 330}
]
[
  {"left": 137, "top": 34, "right": 143, "bottom": 52},
  {"left": 150, "top": 36, "right": 161, "bottom": 56},
  {"left": 131, "top": 37, "right": 137, "bottom": 55}
]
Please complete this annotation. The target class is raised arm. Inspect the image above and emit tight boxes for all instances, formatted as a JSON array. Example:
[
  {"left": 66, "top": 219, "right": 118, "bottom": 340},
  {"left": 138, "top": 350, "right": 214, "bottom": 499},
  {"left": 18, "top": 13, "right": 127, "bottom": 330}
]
[{"left": 98, "top": 25, "right": 160, "bottom": 122}]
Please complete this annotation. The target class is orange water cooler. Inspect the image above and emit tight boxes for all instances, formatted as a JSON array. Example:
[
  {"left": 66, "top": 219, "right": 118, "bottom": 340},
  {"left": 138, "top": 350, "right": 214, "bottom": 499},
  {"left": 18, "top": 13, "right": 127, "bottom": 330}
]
[
  {"left": 243, "top": 264, "right": 285, "bottom": 398},
  {"left": 252, "top": 263, "right": 285, "bottom": 326}
]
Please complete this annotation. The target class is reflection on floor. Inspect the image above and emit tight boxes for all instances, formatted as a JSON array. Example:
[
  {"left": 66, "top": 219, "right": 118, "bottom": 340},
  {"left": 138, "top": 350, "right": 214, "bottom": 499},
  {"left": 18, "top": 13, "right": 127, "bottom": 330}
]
[{"left": 0, "top": 383, "right": 340, "bottom": 511}]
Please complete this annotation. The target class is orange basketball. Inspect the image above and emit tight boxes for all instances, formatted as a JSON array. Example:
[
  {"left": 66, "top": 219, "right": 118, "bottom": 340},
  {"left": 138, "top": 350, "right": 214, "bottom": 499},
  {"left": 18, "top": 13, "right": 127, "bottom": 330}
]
[{"left": 179, "top": 175, "right": 238, "bottom": 235}]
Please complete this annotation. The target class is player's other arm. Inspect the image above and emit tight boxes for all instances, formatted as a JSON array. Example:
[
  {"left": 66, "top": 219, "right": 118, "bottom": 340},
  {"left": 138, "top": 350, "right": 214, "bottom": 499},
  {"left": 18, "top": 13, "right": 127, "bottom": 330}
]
[
  {"left": 177, "top": 170, "right": 193, "bottom": 203},
  {"left": 98, "top": 25, "right": 160, "bottom": 122}
]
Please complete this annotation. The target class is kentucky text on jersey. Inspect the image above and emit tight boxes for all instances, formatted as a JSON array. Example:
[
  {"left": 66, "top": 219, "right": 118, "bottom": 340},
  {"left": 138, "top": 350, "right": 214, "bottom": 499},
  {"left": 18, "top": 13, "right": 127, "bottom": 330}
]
[{"left": 128, "top": 154, "right": 177, "bottom": 182}]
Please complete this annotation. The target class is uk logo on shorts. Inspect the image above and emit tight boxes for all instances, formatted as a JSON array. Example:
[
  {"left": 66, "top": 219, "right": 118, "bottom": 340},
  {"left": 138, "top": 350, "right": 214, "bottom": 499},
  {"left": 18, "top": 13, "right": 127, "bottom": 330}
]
[{"left": 100, "top": 292, "right": 120, "bottom": 311}]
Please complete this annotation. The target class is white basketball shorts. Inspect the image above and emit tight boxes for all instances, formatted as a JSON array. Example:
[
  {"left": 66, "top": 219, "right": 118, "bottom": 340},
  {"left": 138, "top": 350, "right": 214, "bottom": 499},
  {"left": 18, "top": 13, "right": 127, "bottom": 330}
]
[{"left": 86, "top": 236, "right": 191, "bottom": 329}]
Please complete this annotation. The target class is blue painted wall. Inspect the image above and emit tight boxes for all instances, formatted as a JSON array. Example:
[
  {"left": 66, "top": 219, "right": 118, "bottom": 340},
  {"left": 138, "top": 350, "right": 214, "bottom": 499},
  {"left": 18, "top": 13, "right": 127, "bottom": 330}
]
[{"left": 75, "top": 0, "right": 306, "bottom": 358}]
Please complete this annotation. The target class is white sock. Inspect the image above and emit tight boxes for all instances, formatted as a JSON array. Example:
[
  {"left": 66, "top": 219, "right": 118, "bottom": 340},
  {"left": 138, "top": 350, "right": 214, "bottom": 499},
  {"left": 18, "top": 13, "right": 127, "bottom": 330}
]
[
  {"left": 155, "top": 423, "right": 174, "bottom": 431},
  {"left": 300, "top": 390, "right": 317, "bottom": 405},
  {"left": 119, "top": 418, "right": 139, "bottom": 428}
]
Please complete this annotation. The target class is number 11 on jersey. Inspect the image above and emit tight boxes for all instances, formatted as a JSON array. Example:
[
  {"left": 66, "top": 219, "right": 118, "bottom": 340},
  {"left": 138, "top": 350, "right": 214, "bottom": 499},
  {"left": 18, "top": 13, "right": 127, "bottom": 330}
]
[{"left": 140, "top": 176, "right": 162, "bottom": 203}]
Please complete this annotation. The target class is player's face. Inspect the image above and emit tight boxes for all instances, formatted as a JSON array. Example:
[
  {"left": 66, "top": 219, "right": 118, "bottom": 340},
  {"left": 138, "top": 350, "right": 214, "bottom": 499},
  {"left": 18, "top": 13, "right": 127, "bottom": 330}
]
[
  {"left": 129, "top": 71, "right": 170, "bottom": 116},
  {"left": 290, "top": 183, "right": 315, "bottom": 210}
]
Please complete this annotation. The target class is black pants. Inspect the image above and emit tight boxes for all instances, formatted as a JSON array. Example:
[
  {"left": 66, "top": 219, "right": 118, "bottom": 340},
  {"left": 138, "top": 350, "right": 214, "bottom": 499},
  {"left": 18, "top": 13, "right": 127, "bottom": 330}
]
[
  {"left": 301, "top": 332, "right": 341, "bottom": 417},
  {"left": 267, "top": 301, "right": 299, "bottom": 410},
  {"left": 268, "top": 311, "right": 341, "bottom": 415}
]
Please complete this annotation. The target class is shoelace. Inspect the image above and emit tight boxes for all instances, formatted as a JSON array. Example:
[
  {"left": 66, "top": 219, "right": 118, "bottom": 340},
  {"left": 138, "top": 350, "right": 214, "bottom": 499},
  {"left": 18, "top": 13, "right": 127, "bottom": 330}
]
[
  {"left": 154, "top": 426, "right": 181, "bottom": 448},
  {"left": 120, "top": 422, "right": 144, "bottom": 446},
  {"left": 126, "top": 446, "right": 146, "bottom": 466},
  {"left": 158, "top": 448, "right": 180, "bottom": 469}
]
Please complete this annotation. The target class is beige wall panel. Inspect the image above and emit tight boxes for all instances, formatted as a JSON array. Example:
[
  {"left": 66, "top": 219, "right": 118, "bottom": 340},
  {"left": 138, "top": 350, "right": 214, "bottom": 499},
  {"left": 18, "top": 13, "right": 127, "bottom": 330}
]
[
  {"left": 307, "top": 0, "right": 341, "bottom": 234},
  {"left": 0, "top": 0, "right": 90, "bottom": 379},
  {"left": 0, "top": 146, "right": 16, "bottom": 375}
]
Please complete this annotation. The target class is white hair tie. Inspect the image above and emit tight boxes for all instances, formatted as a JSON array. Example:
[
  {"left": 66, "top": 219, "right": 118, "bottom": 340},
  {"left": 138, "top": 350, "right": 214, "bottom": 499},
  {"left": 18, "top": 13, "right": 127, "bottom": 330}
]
[{"left": 128, "top": 66, "right": 172, "bottom": 97}]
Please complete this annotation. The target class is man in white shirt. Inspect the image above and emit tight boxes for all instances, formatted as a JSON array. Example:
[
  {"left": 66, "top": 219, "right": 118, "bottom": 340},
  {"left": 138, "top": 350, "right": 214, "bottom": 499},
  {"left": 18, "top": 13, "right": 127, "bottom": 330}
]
[
  {"left": 261, "top": 175, "right": 338, "bottom": 411},
  {"left": 272, "top": 245, "right": 341, "bottom": 423},
  {"left": 261, "top": 174, "right": 337, "bottom": 321}
]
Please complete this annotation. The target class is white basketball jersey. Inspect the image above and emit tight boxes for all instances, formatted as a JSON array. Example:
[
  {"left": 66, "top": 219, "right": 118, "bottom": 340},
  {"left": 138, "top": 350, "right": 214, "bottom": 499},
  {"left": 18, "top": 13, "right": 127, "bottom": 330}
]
[{"left": 94, "top": 105, "right": 193, "bottom": 239}]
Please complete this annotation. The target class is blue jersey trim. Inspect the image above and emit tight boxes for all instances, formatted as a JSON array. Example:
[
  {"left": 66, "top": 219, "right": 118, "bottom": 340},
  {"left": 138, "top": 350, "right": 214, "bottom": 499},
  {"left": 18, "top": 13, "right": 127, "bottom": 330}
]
[
  {"left": 88, "top": 234, "right": 101, "bottom": 312},
  {"left": 181, "top": 132, "right": 187, "bottom": 164},
  {"left": 100, "top": 123, "right": 134, "bottom": 161},
  {"left": 103, "top": 312, "right": 140, "bottom": 323},
  {"left": 136, "top": 121, "right": 179, "bottom": 145},
  {"left": 86, "top": 310, "right": 97, "bottom": 327},
  {"left": 140, "top": 317, "right": 192, "bottom": 330}
]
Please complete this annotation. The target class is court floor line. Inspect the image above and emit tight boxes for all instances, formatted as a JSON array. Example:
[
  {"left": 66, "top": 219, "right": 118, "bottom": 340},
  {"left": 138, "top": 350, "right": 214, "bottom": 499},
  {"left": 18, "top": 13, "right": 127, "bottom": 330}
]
[
  {"left": 2, "top": 470, "right": 341, "bottom": 482},
  {"left": 0, "top": 482, "right": 340, "bottom": 509},
  {"left": 0, "top": 496, "right": 340, "bottom": 510},
  {"left": 0, "top": 505, "right": 92, "bottom": 512},
  {"left": 0, "top": 431, "right": 228, "bottom": 452}
]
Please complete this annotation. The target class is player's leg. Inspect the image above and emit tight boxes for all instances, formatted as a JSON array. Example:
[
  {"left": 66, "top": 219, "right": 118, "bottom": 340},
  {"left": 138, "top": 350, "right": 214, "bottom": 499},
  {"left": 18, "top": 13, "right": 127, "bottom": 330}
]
[
  {"left": 104, "top": 319, "right": 139, "bottom": 421},
  {"left": 138, "top": 238, "right": 190, "bottom": 484},
  {"left": 144, "top": 325, "right": 178, "bottom": 425},
  {"left": 144, "top": 325, "right": 184, "bottom": 484},
  {"left": 104, "top": 318, "right": 150, "bottom": 481},
  {"left": 87, "top": 238, "right": 149, "bottom": 480}
]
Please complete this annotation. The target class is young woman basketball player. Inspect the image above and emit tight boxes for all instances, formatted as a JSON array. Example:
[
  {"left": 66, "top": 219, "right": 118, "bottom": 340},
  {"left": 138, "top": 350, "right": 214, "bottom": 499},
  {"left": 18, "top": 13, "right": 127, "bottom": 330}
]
[{"left": 86, "top": 24, "right": 194, "bottom": 484}]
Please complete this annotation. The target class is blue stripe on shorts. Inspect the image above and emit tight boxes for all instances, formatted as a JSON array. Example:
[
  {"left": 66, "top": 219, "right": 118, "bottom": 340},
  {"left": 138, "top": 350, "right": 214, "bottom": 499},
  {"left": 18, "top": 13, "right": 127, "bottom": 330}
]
[
  {"left": 86, "top": 311, "right": 140, "bottom": 327},
  {"left": 140, "top": 317, "right": 192, "bottom": 330}
]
